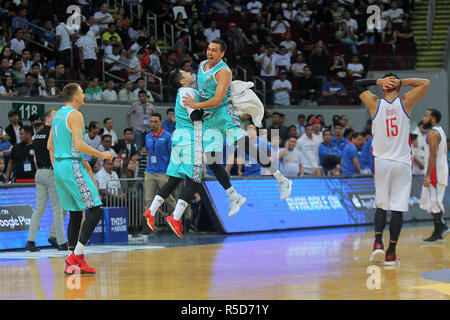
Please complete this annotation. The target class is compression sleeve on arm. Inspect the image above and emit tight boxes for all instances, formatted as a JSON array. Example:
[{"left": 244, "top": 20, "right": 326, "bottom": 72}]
[{"left": 354, "top": 79, "right": 377, "bottom": 95}]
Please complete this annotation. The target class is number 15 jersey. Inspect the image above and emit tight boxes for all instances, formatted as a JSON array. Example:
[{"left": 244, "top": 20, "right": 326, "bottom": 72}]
[{"left": 372, "top": 97, "right": 412, "bottom": 166}]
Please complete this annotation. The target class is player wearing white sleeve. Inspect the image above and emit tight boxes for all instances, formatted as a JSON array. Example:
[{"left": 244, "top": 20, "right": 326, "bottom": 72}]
[{"left": 355, "top": 73, "right": 430, "bottom": 265}]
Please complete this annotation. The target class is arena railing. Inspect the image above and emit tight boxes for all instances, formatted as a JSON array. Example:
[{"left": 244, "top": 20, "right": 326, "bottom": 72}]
[
  {"left": 235, "top": 65, "right": 247, "bottom": 82},
  {"left": 427, "top": 0, "right": 436, "bottom": 49},
  {"left": 147, "top": 11, "right": 158, "bottom": 39},
  {"left": 253, "top": 76, "right": 266, "bottom": 105},
  {"left": 163, "top": 21, "right": 175, "bottom": 50}
]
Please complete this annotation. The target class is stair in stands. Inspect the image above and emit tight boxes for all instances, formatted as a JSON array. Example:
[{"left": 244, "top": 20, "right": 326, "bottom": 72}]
[{"left": 413, "top": 0, "right": 450, "bottom": 70}]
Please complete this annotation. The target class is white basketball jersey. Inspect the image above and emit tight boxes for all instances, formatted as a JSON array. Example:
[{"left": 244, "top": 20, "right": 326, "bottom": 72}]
[
  {"left": 424, "top": 126, "right": 448, "bottom": 186},
  {"left": 372, "top": 97, "right": 412, "bottom": 166}
]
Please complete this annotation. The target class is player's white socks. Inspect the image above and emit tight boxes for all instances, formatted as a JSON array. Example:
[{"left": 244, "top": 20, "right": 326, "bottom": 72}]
[
  {"left": 149, "top": 195, "right": 164, "bottom": 216},
  {"left": 273, "top": 170, "right": 286, "bottom": 183},
  {"left": 226, "top": 186, "right": 239, "bottom": 199},
  {"left": 74, "top": 242, "right": 85, "bottom": 256},
  {"left": 173, "top": 200, "right": 189, "bottom": 221}
]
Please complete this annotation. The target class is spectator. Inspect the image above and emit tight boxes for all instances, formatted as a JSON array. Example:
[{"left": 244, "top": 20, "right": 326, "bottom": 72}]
[
  {"left": 84, "top": 77, "right": 102, "bottom": 101},
  {"left": 203, "top": 20, "right": 221, "bottom": 43},
  {"left": 347, "top": 55, "right": 364, "bottom": 78},
  {"left": 29, "top": 114, "right": 44, "bottom": 138},
  {"left": 295, "top": 124, "right": 321, "bottom": 176},
  {"left": 311, "top": 118, "right": 323, "bottom": 143},
  {"left": 162, "top": 108, "right": 176, "bottom": 134},
  {"left": 256, "top": 45, "right": 277, "bottom": 100},
  {"left": 115, "top": 17, "right": 130, "bottom": 43},
  {"left": 298, "top": 66, "right": 319, "bottom": 102},
  {"left": 128, "top": 48, "right": 146, "bottom": 83},
  {"left": 270, "top": 13, "right": 290, "bottom": 34},
  {"left": 344, "top": 128, "right": 354, "bottom": 141},
  {"left": 279, "top": 136, "right": 304, "bottom": 177},
  {"left": 321, "top": 75, "right": 347, "bottom": 102},
  {"left": 226, "top": 23, "right": 250, "bottom": 58},
  {"left": 335, "top": 21, "right": 358, "bottom": 55},
  {"left": 247, "top": 0, "right": 262, "bottom": 14},
  {"left": 162, "top": 50, "right": 178, "bottom": 78},
  {"left": 212, "top": 0, "right": 231, "bottom": 15},
  {"left": 412, "top": 121, "right": 427, "bottom": 161},
  {"left": 0, "top": 58, "right": 12, "bottom": 79},
  {"left": 104, "top": 44, "right": 124, "bottom": 76},
  {"left": 174, "top": 31, "right": 189, "bottom": 61},
  {"left": 93, "top": 2, "right": 114, "bottom": 30},
  {"left": 174, "top": 12, "right": 189, "bottom": 38},
  {"left": 10, "top": 28, "right": 26, "bottom": 55},
  {"left": 199, "top": 0, "right": 213, "bottom": 17},
  {"left": 283, "top": 2, "right": 297, "bottom": 22},
  {"left": 85, "top": 121, "right": 101, "bottom": 149},
  {"left": 95, "top": 158, "right": 123, "bottom": 200},
  {"left": 103, "top": 117, "right": 119, "bottom": 146},
  {"left": 359, "top": 133, "right": 374, "bottom": 174},
  {"left": 330, "top": 1, "right": 345, "bottom": 24},
  {"left": 5, "top": 111, "right": 22, "bottom": 146},
  {"left": 331, "top": 122, "right": 349, "bottom": 152},
  {"left": 43, "top": 78, "right": 60, "bottom": 98},
  {"left": 20, "top": 49, "right": 32, "bottom": 74},
  {"left": 102, "top": 22, "right": 123, "bottom": 48},
  {"left": 37, "top": 20, "right": 56, "bottom": 49},
  {"left": 12, "top": 59, "right": 26, "bottom": 86},
  {"left": 0, "top": 77, "right": 18, "bottom": 97},
  {"left": 121, "top": 128, "right": 137, "bottom": 157},
  {"left": 319, "top": 129, "right": 342, "bottom": 165},
  {"left": 381, "top": 22, "right": 397, "bottom": 45},
  {"left": 47, "top": 62, "right": 70, "bottom": 92},
  {"left": 55, "top": 14, "right": 76, "bottom": 70},
  {"left": 342, "top": 132, "right": 364, "bottom": 175},
  {"left": 291, "top": 54, "right": 307, "bottom": 77},
  {"left": 77, "top": 23, "right": 98, "bottom": 81},
  {"left": 188, "top": 10, "right": 202, "bottom": 28},
  {"left": 238, "top": 124, "right": 272, "bottom": 176},
  {"left": 295, "top": 3, "right": 312, "bottom": 27},
  {"left": 98, "top": 134, "right": 118, "bottom": 167},
  {"left": 274, "top": 46, "right": 292, "bottom": 70},
  {"left": 272, "top": 70, "right": 292, "bottom": 106},
  {"left": 0, "top": 127, "right": 12, "bottom": 160},
  {"left": 126, "top": 90, "right": 155, "bottom": 151},
  {"left": 133, "top": 77, "right": 154, "bottom": 102},
  {"left": 387, "top": 0, "right": 405, "bottom": 23},
  {"left": 101, "top": 79, "right": 118, "bottom": 102},
  {"left": 144, "top": 113, "right": 175, "bottom": 209},
  {"left": 128, "top": 36, "right": 147, "bottom": 59},
  {"left": 127, "top": 19, "right": 146, "bottom": 42},
  {"left": 330, "top": 53, "right": 347, "bottom": 80},
  {"left": 31, "top": 63, "right": 46, "bottom": 89},
  {"left": 5, "top": 126, "right": 36, "bottom": 183},
  {"left": 115, "top": 6, "right": 131, "bottom": 29},
  {"left": 0, "top": 157, "right": 6, "bottom": 183},
  {"left": 397, "top": 20, "right": 416, "bottom": 56},
  {"left": 268, "top": 111, "right": 289, "bottom": 144},
  {"left": 19, "top": 73, "right": 39, "bottom": 97},
  {"left": 148, "top": 45, "right": 161, "bottom": 74},
  {"left": 1, "top": 47, "right": 13, "bottom": 66},
  {"left": 231, "top": 0, "right": 245, "bottom": 13},
  {"left": 119, "top": 80, "right": 134, "bottom": 102},
  {"left": 310, "top": 41, "right": 329, "bottom": 89},
  {"left": 12, "top": 5, "right": 29, "bottom": 32},
  {"left": 104, "top": 36, "right": 118, "bottom": 56},
  {"left": 280, "top": 32, "right": 296, "bottom": 54},
  {"left": 411, "top": 134, "right": 425, "bottom": 176},
  {"left": 341, "top": 11, "right": 358, "bottom": 34},
  {"left": 295, "top": 114, "right": 306, "bottom": 137}
]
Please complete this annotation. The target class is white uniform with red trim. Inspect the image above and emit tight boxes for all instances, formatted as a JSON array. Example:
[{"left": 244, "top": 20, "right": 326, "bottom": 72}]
[
  {"left": 420, "top": 125, "right": 448, "bottom": 213},
  {"left": 372, "top": 97, "right": 412, "bottom": 212}
]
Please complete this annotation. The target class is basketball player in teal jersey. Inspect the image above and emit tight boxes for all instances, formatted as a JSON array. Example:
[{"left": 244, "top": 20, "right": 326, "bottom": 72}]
[
  {"left": 143, "top": 69, "right": 248, "bottom": 238},
  {"left": 48, "top": 83, "right": 113, "bottom": 274},
  {"left": 183, "top": 39, "right": 292, "bottom": 200}
]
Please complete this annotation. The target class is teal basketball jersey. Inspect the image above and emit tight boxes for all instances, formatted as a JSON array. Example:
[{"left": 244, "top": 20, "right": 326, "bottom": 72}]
[
  {"left": 174, "top": 87, "right": 200, "bottom": 135},
  {"left": 52, "top": 106, "right": 84, "bottom": 160},
  {"left": 196, "top": 59, "right": 231, "bottom": 111}
]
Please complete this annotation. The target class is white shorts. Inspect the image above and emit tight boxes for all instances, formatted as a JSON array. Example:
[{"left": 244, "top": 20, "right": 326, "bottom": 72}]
[
  {"left": 373, "top": 158, "right": 412, "bottom": 212},
  {"left": 419, "top": 183, "right": 446, "bottom": 214}
]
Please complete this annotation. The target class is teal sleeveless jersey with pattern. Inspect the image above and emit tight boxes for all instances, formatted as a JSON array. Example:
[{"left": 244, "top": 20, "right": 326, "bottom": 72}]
[
  {"left": 52, "top": 106, "right": 84, "bottom": 160},
  {"left": 196, "top": 59, "right": 231, "bottom": 111},
  {"left": 174, "top": 87, "right": 200, "bottom": 136}
]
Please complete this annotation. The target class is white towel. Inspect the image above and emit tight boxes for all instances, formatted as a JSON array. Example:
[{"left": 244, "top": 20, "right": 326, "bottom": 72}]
[{"left": 230, "top": 80, "right": 265, "bottom": 128}]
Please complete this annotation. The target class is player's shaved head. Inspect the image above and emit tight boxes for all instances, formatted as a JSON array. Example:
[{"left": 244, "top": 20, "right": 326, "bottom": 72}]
[{"left": 63, "top": 83, "right": 81, "bottom": 102}]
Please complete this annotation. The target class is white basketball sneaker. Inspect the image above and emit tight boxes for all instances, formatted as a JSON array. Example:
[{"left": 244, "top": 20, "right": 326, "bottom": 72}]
[
  {"left": 278, "top": 178, "right": 293, "bottom": 200},
  {"left": 228, "top": 194, "right": 247, "bottom": 217}
]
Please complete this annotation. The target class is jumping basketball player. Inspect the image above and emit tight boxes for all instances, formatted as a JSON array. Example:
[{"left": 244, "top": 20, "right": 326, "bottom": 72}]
[
  {"left": 48, "top": 83, "right": 113, "bottom": 274},
  {"left": 355, "top": 74, "right": 430, "bottom": 265},
  {"left": 183, "top": 39, "right": 292, "bottom": 201},
  {"left": 420, "top": 108, "right": 449, "bottom": 243}
]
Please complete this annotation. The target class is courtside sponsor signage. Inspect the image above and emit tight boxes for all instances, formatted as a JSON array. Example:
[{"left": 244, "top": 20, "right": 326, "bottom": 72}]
[{"left": 0, "top": 206, "right": 33, "bottom": 232}]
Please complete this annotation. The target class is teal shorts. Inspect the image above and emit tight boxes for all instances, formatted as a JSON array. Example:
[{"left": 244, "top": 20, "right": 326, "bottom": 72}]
[
  {"left": 53, "top": 158, "right": 102, "bottom": 211},
  {"left": 202, "top": 104, "right": 246, "bottom": 153},
  {"left": 166, "top": 122, "right": 204, "bottom": 183}
]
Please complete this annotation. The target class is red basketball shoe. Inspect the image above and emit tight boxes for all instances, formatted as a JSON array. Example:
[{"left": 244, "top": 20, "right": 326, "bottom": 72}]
[
  {"left": 65, "top": 253, "right": 96, "bottom": 274},
  {"left": 384, "top": 251, "right": 400, "bottom": 266},
  {"left": 369, "top": 241, "right": 384, "bottom": 263},
  {"left": 143, "top": 209, "right": 155, "bottom": 232},
  {"left": 166, "top": 214, "right": 183, "bottom": 239}
]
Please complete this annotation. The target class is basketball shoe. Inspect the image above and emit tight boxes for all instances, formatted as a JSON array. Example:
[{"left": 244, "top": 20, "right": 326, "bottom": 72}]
[
  {"left": 369, "top": 241, "right": 384, "bottom": 263},
  {"left": 384, "top": 251, "right": 400, "bottom": 266},
  {"left": 65, "top": 253, "right": 96, "bottom": 274},
  {"left": 143, "top": 209, "right": 155, "bottom": 232},
  {"left": 421, "top": 229, "right": 444, "bottom": 244},
  {"left": 166, "top": 214, "right": 183, "bottom": 239},
  {"left": 278, "top": 178, "right": 292, "bottom": 200},
  {"left": 228, "top": 194, "right": 246, "bottom": 217}
]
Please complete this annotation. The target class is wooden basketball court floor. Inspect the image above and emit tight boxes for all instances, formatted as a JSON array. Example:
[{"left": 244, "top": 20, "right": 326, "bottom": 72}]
[{"left": 0, "top": 222, "right": 449, "bottom": 300}]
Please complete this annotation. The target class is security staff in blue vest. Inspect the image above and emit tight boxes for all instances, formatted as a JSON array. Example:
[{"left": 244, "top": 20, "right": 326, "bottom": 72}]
[{"left": 144, "top": 113, "right": 176, "bottom": 226}]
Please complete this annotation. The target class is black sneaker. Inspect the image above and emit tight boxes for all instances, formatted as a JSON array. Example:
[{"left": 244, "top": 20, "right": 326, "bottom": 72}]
[
  {"left": 25, "top": 241, "right": 40, "bottom": 252},
  {"left": 421, "top": 231, "right": 444, "bottom": 244},
  {"left": 57, "top": 242, "right": 68, "bottom": 251},
  {"left": 48, "top": 237, "right": 58, "bottom": 249}
]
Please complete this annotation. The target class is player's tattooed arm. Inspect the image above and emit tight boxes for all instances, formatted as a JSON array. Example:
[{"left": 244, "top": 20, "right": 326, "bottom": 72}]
[
  {"left": 423, "top": 129, "right": 439, "bottom": 188},
  {"left": 400, "top": 78, "right": 430, "bottom": 116}
]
